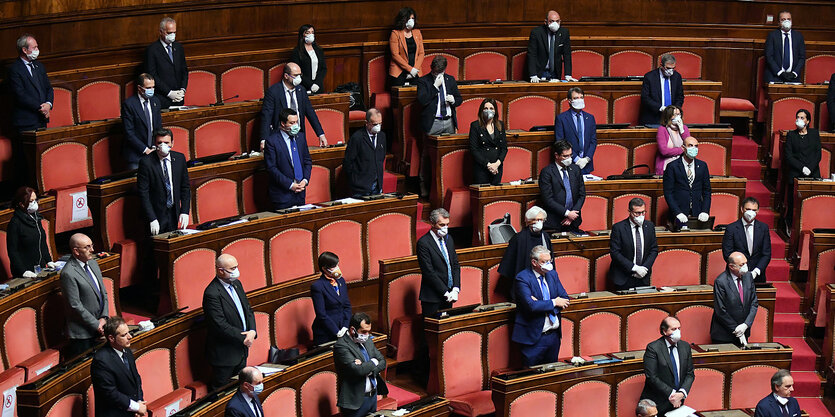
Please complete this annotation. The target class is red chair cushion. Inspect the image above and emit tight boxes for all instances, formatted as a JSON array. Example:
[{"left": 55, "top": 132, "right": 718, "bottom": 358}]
[
  {"left": 719, "top": 98, "right": 755, "bottom": 112},
  {"left": 222, "top": 238, "right": 266, "bottom": 292},
  {"left": 269, "top": 228, "right": 314, "bottom": 284},
  {"left": 448, "top": 390, "right": 495, "bottom": 417},
  {"left": 317, "top": 220, "right": 362, "bottom": 282},
  {"left": 146, "top": 388, "right": 192, "bottom": 417},
  {"left": 16, "top": 349, "right": 59, "bottom": 381},
  {"left": 194, "top": 120, "right": 242, "bottom": 158},
  {"left": 184, "top": 71, "right": 217, "bottom": 106},
  {"left": 77, "top": 81, "right": 120, "bottom": 122},
  {"left": 579, "top": 312, "right": 621, "bottom": 356},
  {"left": 274, "top": 298, "right": 315, "bottom": 351},
  {"left": 390, "top": 315, "right": 420, "bottom": 362},
  {"left": 47, "top": 88, "right": 74, "bottom": 128},
  {"left": 221, "top": 66, "right": 264, "bottom": 103},
  {"left": 676, "top": 305, "right": 714, "bottom": 345}
]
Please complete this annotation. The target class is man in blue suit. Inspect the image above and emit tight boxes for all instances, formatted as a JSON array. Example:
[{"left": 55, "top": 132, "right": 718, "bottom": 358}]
[
  {"left": 639, "top": 53, "right": 684, "bottom": 126},
  {"left": 662, "top": 136, "right": 711, "bottom": 227},
  {"left": 264, "top": 108, "right": 313, "bottom": 210},
  {"left": 8, "top": 34, "right": 54, "bottom": 133},
  {"left": 260, "top": 62, "right": 327, "bottom": 150},
  {"left": 539, "top": 140, "right": 586, "bottom": 232},
  {"left": 555, "top": 87, "right": 596, "bottom": 174},
  {"left": 722, "top": 197, "right": 771, "bottom": 283},
  {"left": 511, "top": 245, "right": 570, "bottom": 367},
  {"left": 754, "top": 369, "right": 801, "bottom": 417},
  {"left": 121, "top": 73, "right": 162, "bottom": 170},
  {"left": 764, "top": 11, "right": 805, "bottom": 84},
  {"left": 223, "top": 367, "right": 265, "bottom": 417}
]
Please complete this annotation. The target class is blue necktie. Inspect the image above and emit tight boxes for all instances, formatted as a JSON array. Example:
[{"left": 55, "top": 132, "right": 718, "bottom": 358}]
[
  {"left": 561, "top": 168, "right": 574, "bottom": 210},
  {"left": 166, "top": 44, "right": 173, "bottom": 62},
  {"left": 539, "top": 277, "right": 557, "bottom": 323},
  {"left": 289, "top": 136, "right": 304, "bottom": 181},
  {"left": 782, "top": 32, "right": 791, "bottom": 71},
  {"left": 663, "top": 77, "right": 672, "bottom": 107},
  {"left": 121, "top": 351, "right": 130, "bottom": 370},
  {"left": 359, "top": 344, "right": 377, "bottom": 388},
  {"left": 226, "top": 284, "right": 247, "bottom": 331},
  {"left": 669, "top": 345, "right": 680, "bottom": 389},
  {"left": 438, "top": 236, "right": 453, "bottom": 289},
  {"left": 84, "top": 264, "right": 104, "bottom": 316},
  {"left": 575, "top": 112, "right": 584, "bottom": 157},
  {"left": 162, "top": 158, "right": 173, "bottom": 208},
  {"left": 438, "top": 79, "right": 447, "bottom": 118}
]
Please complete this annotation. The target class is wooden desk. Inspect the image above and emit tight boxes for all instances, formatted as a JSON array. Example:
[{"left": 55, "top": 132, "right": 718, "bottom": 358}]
[{"left": 0, "top": 196, "right": 57, "bottom": 281}]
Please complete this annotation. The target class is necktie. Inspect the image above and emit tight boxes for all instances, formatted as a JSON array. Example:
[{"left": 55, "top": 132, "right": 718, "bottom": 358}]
[
  {"left": 27, "top": 62, "right": 44, "bottom": 98},
  {"left": 251, "top": 398, "right": 262, "bottom": 417},
  {"left": 288, "top": 89, "right": 298, "bottom": 112},
  {"left": 371, "top": 134, "right": 376, "bottom": 148},
  {"left": 84, "top": 264, "right": 104, "bottom": 315},
  {"left": 226, "top": 284, "right": 248, "bottom": 331},
  {"left": 634, "top": 225, "right": 643, "bottom": 265},
  {"left": 166, "top": 44, "right": 173, "bottom": 62},
  {"left": 539, "top": 277, "right": 557, "bottom": 323},
  {"left": 782, "top": 404, "right": 790, "bottom": 417},
  {"left": 548, "top": 33, "right": 556, "bottom": 73},
  {"left": 669, "top": 345, "right": 680, "bottom": 389},
  {"left": 737, "top": 277, "right": 744, "bottom": 303},
  {"left": 438, "top": 79, "right": 448, "bottom": 118},
  {"left": 782, "top": 33, "right": 791, "bottom": 71},
  {"left": 561, "top": 168, "right": 574, "bottom": 210},
  {"left": 438, "top": 236, "right": 453, "bottom": 289},
  {"left": 575, "top": 112, "right": 584, "bottom": 156},
  {"left": 663, "top": 77, "right": 672, "bottom": 107},
  {"left": 162, "top": 158, "right": 173, "bottom": 208},
  {"left": 121, "top": 352, "right": 130, "bottom": 370},
  {"left": 289, "top": 136, "right": 304, "bottom": 181},
  {"left": 143, "top": 100, "right": 153, "bottom": 147},
  {"left": 745, "top": 223, "right": 754, "bottom": 255},
  {"left": 686, "top": 163, "right": 694, "bottom": 187},
  {"left": 333, "top": 284, "right": 340, "bottom": 297},
  {"left": 359, "top": 344, "right": 377, "bottom": 389}
]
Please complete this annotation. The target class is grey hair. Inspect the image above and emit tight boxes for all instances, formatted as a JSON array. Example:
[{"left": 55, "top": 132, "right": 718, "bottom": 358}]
[
  {"left": 16, "top": 34, "right": 33, "bottom": 53},
  {"left": 429, "top": 208, "right": 450, "bottom": 224},
  {"left": 636, "top": 399, "right": 657, "bottom": 416},
  {"left": 530, "top": 245, "right": 550, "bottom": 261},
  {"left": 660, "top": 53, "right": 677, "bottom": 66},
  {"left": 525, "top": 205, "right": 547, "bottom": 221},
  {"left": 159, "top": 17, "right": 176, "bottom": 32},
  {"left": 366, "top": 108, "right": 381, "bottom": 123},
  {"left": 771, "top": 369, "right": 792, "bottom": 391}
]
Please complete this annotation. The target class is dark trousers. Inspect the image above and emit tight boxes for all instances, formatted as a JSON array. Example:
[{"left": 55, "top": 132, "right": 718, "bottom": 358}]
[
  {"left": 339, "top": 394, "right": 377, "bottom": 417},
  {"left": 271, "top": 193, "right": 306, "bottom": 211},
  {"left": 613, "top": 275, "right": 650, "bottom": 291},
  {"left": 420, "top": 300, "right": 452, "bottom": 317},
  {"left": 519, "top": 330, "right": 561, "bottom": 367},
  {"left": 210, "top": 354, "right": 247, "bottom": 391},
  {"left": 157, "top": 206, "right": 179, "bottom": 234},
  {"left": 65, "top": 337, "right": 99, "bottom": 360}
]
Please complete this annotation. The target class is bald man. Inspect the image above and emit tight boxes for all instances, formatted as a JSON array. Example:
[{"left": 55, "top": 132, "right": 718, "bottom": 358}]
[
  {"left": 60, "top": 233, "right": 109, "bottom": 358},
  {"left": 224, "top": 367, "right": 265, "bottom": 417},
  {"left": 527, "top": 10, "right": 574, "bottom": 82},
  {"left": 710, "top": 251, "right": 758, "bottom": 345},
  {"left": 260, "top": 62, "right": 328, "bottom": 150},
  {"left": 203, "top": 254, "right": 257, "bottom": 390},
  {"left": 662, "top": 136, "right": 711, "bottom": 228},
  {"left": 344, "top": 108, "right": 386, "bottom": 197}
]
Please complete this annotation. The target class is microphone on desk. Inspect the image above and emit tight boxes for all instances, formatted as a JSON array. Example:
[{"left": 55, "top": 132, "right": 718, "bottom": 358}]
[
  {"left": 211, "top": 94, "right": 239, "bottom": 106},
  {"left": 557, "top": 232, "right": 586, "bottom": 250}
]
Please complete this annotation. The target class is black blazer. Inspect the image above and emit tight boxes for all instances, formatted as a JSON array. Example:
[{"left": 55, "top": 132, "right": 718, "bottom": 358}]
[
  {"left": 639, "top": 68, "right": 684, "bottom": 126},
  {"left": 764, "top": 29, "right": 806, "bottom": 84},
  {"left": 144, "top": 40, "right": 188, "bottom": 108},
  {"left": 539, "top": 163, "right": 586, "bottom": 230},
  {"left": 224, "top": 389, "right": 264, "bottom": 417},
  {"left": 608, "top": 218, "right": 659, "bottom": 287},
  {"left": 120, "top": 95, "right": 162, "bottom": 165},
  {"left": 310, "top": 275, "right": 352, "bottom": 345},
  {"left": 6, "top": 208, "right": 51, "bottom": 278},
  {"left": 416, "top": 231, "right": 461, "bottom": 303},
  {"left": 290, "top": 44, "right": 327, "bottom": 91},
  {"left": 468, "top": 120, "right": 507, "bottom": 185},
  {"left": 333, "top": 333, "right": 388, "bottom": 410},
  {"left": 259, "top": 82, "right": 324, "bottom": 142},
  {"left": 641, "top": 337, "right": 695, "bottom": 415},
  {"left": 754, "top": 393, "right": 801, "bottom": 417},
  {"left": 136, "top": 151, "right": 191, "bottom": 225},
  {"left": 344, "top": 128, "right": 386, "bottom": 196},
  {"left": 722, "top": 218, "right": 772, "bottom": 282},
  {"left": 203, "top": 277, "right": 257, "bottom": 367},
  {"left": 415, "top": 72, "right": 462, "bottom": 133},
  {"left": 264, "top": 131, "right": 313, "bottom": 209},
  {"left": 526, "top": 25, "right": 572, "bottom": 79},
  {"left": 827, "top": 73, "right": 835, "bottom": 131},
  {"left": 710, "top": 270, "right": 759, "bottom": 343},
  {"left": 7, "top": 58, "right": 54, "bottom": 130},
  {"left": 662, "top": 157, "right": 711, "bottom": 217},
  {"left": 90, "top": 347, "right": 144, "bottom": 417},
  {"left": 783, "top": 128, "right": 822, "bottom": 180}
]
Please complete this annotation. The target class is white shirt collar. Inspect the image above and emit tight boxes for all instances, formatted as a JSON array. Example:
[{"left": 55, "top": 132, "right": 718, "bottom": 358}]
[
  {"left": 160, "top": 39, "right": 170, "bottom": 49},
  {"left": 664, "top": 338, "right": 676, "bottom": 349},
  {"left": 773, "top": 392, "right": 789, "bottom": 406},
  {"left": 112, "top": 346, "right": 126, "bottom": 358},
  {"left": 157, "top": 153, "right": 171, "bottom": 163},
  {"left": 75, "top": 257, "right": 88, "bottom": 268}
]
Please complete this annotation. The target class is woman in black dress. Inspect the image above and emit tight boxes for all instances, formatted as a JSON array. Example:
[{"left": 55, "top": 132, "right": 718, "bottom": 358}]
[
  {"left": 6, "top": 186, "right": 51, "bottom": 278},
  {"left": 469, "top": 98, "right": 508, "bottom": 185},
  {"left": 783, "top": 108, "right": 822, "bottom": 229}
]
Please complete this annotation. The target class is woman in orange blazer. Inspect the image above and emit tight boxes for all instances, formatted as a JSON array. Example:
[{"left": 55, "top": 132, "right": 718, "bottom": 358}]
[{"left": 388, "top": 7, "right": 425, "bottom": 87}]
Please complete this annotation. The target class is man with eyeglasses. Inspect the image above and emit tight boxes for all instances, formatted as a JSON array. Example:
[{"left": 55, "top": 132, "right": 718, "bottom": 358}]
[
  {"left": 202, "top": 254, "right": 257, "bottom": 390},
  {"left": 60, "top": 233, "right": 110, "bottom": 358},
  {"left": 609, "top": 197, "right": 658, "bottom": 290}
]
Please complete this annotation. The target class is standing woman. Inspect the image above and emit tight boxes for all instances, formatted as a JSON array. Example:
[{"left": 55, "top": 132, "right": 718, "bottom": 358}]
[
  {"left": 310, "top": 252, "right": 352, "bottom": 345},
  {"left": 388, "top": 7, "right": 425, "bottom": 88},
  {"left": 655, "top": 105, "right": 690, "bottom": 175},
  {"left": 6, "top": 186, "right": 51, "bottom": 278},
  {"left": 290, "top": 24, "right": 327, "bottom": 93},
  {"left": 469, "top": 98, "right": 507, "bottom": 185},
  {"left": 783, "top": 108, "right": 821, "bottom": 230}
]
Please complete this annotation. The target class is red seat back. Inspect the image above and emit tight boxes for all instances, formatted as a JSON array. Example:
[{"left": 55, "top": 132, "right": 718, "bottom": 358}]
[
  {"left": 45, "top": 394, "right": 83, "bottom": 417},
  {"left": 511, "top": 52, "right": 527, "bottom": 81},
  {"left": 730, "top": 365, "right": 779, "bottom": 409},
  {"left": 304, "top": 108, "right": 345, "bottom": 147},
  {"left": 613, "top": 94, "right": 641, "bottom": 126},
  {"left": 608, "top": 50, "right": 652, "bottom": 77},
  {"left": 571, "top": 50, "right": 604, "bottom": 78},
  {"left": 559, "top": 94, "right": 608, "bottom": 124},
  {"left": 804, "top": 54, "right": 835, "bottom": 84},
  {"left": 101, "top": 277, "right": 118, "bottom": 318},
  {"left": 242, "top": 172, "right": 270, "bottom": 214},
  {"left": 386, "top": 273, "right": 422, "bottom": 330},
  {"left": 536, "top": 148, "right": 551, "bottom": 176},
  {"left": 676, "top": 305, "right": 713, "bottom": 344},
  {"left": 559, "top": 319, "right": 574, "bottom": 359},
  {"left": 687, "top": 368, "right": 725, "bottom": 411},
  {"left": 222, "top": 238, "right": 266, "bottom": 292},
  {"left": 268, "top": 63, "right": 287, "bottom": 88},
  {"left": 464, "top": 52, "right": 507, "bottom": 81},
  {"left": 317, "top": 220, "right": 363, "bottom": 282},
  {"left": 0, "top": 231, "right": 11, "bottom": 281},
  {"left": 578, "top": 312, "right": 621, "bottom": 356},
  {"left": 169, "top": 126, "right": 192, "bottom": 160},
  {"left": 561, "top": 381, "right": 610, "bottom": 417},
  {"left": 456, "top": 98, "right": 504, "bottom": 135},
  {"left": 611, "top": 194, "right": 651, "bottom": 226},
  {"left": 0, "top": 367, "right": 26, "bottom": 417},
  {"left": 248, "top": 312, "right": 272, "bottom": 366},
  {"left": 263, "top": 387, "right": 296, "bottom": 417},
  {"left": 503, "top": 147, "right": 532, "bottom": 182},
  {"left": 661, "top": 51, "right": 702, "bottom": 79},
  {"left": 594, "top": 254, "right": 611, "bottom": 292},
  {"left": 304, "top": 165, "right": 331, "bottom": 204},
  {"left": 706, "top": 249, "right": 725, "bottom": 285},
  {"left": 104, "top": 195, "right": 142, "bottom": 248},
  {"left": 440, "top": 149, "right": 472, "bottom": 222},
  {"left": 40, "top": 142, "right": 90, "bottom": 191},
  {"left": 367, "top": 56, "right": 387, "bottom": 99},
  {"left": 750, "top": 306, "right": 769, "bottom": 342},
  {"left": 799, "top": 195, "right": 835, "bottom": 232},
  {"left": 486, "top": 265, "right": 507, "bottom": 304},
  {"left": 683, "top": 94, "right": 716, "bottom": 124},
  {"left": 820, "top": 102, "right": 831, "bottom": 132},
  {"left": 420, "top": 53, "right": 459, "bottom": 79},
  {"left": 770, "top": 97, "right": 813, "bottom": 136},
  {"left": 135, "top": 348, "right": 175, "bottom": 402},
  {"left": 481, "top": 200, "right": 522, "bottom": 245},
  {"left": 615, "top": 374, "right": 646, "bottom": 417},
  {"left": 652, "top": 249, "right": 701, "bottom": 286},
  {"left": 274, "top": 297, "right": 315, "bottom": 350},
  {"left": 195, "top": 178, "right": 239, "bottom": 224},
  {"left": 221, "top": 66, "right": 264, "bottom": 103},
  {"left": 367, "top": 213, "right": 412, "bottom": 279},
  {"left": 172, "top": 249, "right": 216, "bottom": 311},
  {"left": 553, "top": 255, "right": 590, "bottom": 295},
  {"left": 269, "top": 229, "right": 314, "bottom": 284},
  {"left": 590, "top": 143, "right": 628, "bottom": 178},
  {"left": 655, "top": 195, "right": 669, "bottom": 226},
  {"left": 820, "top": 148, "right": 831, "bottom": 178},
  {"left": 3, "top": 307, "right": 41, "bottom": 367},
  {"left": 458, "top": 266, "right": 484, "bottom": 306},
  {"left": 300, "top": 371, "right": 338, "bottom": 417},
  {"left": 626, "top": 308, "right": 668, "bottom": 351},
  {"left": 193, "top": 120, "right": 242, "bottom": 158},
  {"left": 487, "top": 324, "right": 514, "bottom": 375},
  {"left": 77, "top": 81, "right": 120, "bottom": 122},
  {"left": 508, "top": 390, "right": 556, "bottom": 417},
  {"left": 0, "top": 135, "right": 13, "bottom": 183},
  {"left": 441, "top": 331, "right": 483, "bottom": 397},
  {"left": 174, "top": 330, "right": 209, "bottom": 391},
  {"left": 91, "top": 137, "right": 121, "bottom": 179},
  {"left": 507, "top": 96, "right": 555, "bottom": 131},
  {"left": 632, "top": 142, "right": 657, "bottom": 174},
  {"left": 47, "top": 87, "right": 74, "bottom": 128},
  {"left": 582, "top": 195, "right": 608, "bottom": 232},
  {"left": 711, "top": 193, "right": 739, "bottom": 226},
  {"left": 184, "top": 70, "right": 217, "bottom": 106}
]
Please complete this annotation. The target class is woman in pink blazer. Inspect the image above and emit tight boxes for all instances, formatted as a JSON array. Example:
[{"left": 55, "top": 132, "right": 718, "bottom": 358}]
[
  {"left": 655, "top": 105, "right": 691, "bottom": 175},
  {"left": 388, "top": 7, "right": 425, "bottom": 87}
]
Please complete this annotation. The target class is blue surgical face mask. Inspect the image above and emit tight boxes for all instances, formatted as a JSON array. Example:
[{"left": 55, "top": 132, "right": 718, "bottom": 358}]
[
  {"left": 685, "top": 146, "right": 698, "bottom": 159},
  {"left": 143, "top": 87, "right": 155, "bottom": 99},
  {"left": 288, "top": 123, "right": 301, "bottom": 136}
]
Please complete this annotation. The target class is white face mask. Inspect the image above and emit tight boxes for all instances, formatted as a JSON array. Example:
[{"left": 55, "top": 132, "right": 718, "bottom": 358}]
[
  {"left": 27, "top": 200, "right": 38, "bottom": 214},
  {"left": 165, "top": 33, "right": 176, "bottom": 44},
  {"left": 226, "top": 267, "right": 240, "bottom": 280},
  {"left": 370, "top": 124, "right": 381, "bottom": 134},
  {"left": 781, "top": 19, "right": 792, "bottom": 31},
  {"left": 482, "top": 109, "right": 495, "bottom": 120},
  {"left": 540, "top": 261, "right": 554, "bottom": 272},
  {"left": 548, "top": 22, "right": 560, "bottom": 32},
  {"left": 355, "top": 332, "right": 370, "bottom": 342},
  {"left": 304, "top": 34, "right": 315, "bottom": 44},
  {"left": 743, "top": 209, "right": 757, "bottom": 222},
  {"left": 738, "top": 264, "right": 749, "bottom": 276},
  {"left": 157, "top": 142, "right": 171, "bottom": 156},
  {"left": 561, "top": 157, "right": 572, "bottom": 167},
  {"left": 570, "top": 98, "right": 585, "bottom": 110},
  {"left": 26, "top": 49, "right": 39, "bottom": 61},
  {"left": 796, "top": 118, "right": 806, "bottom": 129},
  {"left": 530, "top": 220, "right": 543, "bottom": 233},
  {"left": 632, "top": 215, "right": 645, "bottom": 226},
  {"left": 292, "top": 75, "right": 302, "bottom": 86},
  {"left": 663, "top": 68, "right": 675, "bottom": 77},
  {"left": 436, "top": 225, "right": 449, "bottom": 237},
  {"left": 672, "top": 115, "right": 683, "bottom": 126},
  {"left": 405, "top": 19, "right": 415, "bottom": 30},
  {"left": 668, "top": 329, "right": 681, "bottom": 344}
]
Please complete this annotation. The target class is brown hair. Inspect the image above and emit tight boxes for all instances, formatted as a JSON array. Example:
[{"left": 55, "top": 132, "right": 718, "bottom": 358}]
[{"left": 477, "top": 98, "right": 503, "bottom": 131}]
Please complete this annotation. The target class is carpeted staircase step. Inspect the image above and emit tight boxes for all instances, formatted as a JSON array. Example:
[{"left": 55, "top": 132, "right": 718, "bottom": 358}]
[
  {"left": 766, "top": 259, "right": 792, "bottom": 282},
  {"left": 774, "top": 337, "right": 819, "bottom": 371},
  {"left": 757, "top": 208, "right": 777, "bottom": 228},
  {"left": 385, "top": 383, "right": 421, "bottom": 406},
  {"left": 773, "top": 313, "right": 806, "bottom": 338},
  {"left": 730, "top": 160, "right": 764, "bottom": 181},
  {"left": 731, "top": 135, "right": 760, "bottom": 160},
  {"left": 784, "top": 371, "right": 823, "bottom": 398},
  {"left": 796, "top": 397, "right": 831, "bottom": 416},
  {"left": 770, "top": 230, "right": 788, "bottom": 258},
  {"left": 745, "top": 181, "right": 774, "bottom": 209},
  {"left": 773, "top": 282, "right": 802, "bottom": 313}
]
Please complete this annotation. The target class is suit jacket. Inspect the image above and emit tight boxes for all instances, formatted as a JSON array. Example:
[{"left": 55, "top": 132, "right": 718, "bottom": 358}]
[
  {"left": 136, "top": 151, "right": 191, "bottom": 227},
  {"left": 7, "top": 58, "right": 54, "bottom": 130},
  {"left": 333, "top": 333, "right": 388, "bottom": 410},
  {"left": 310, "top": 275, "right": 352, "bottom": 345},
  {"left": 468, "top": 121, "right": 507, "bottom": 183},
  {"left": 754, "top": 394, "right": 801, "bottom": 417},
  {"left": 6, "top": 208, "right": 51, "bottom": 278},
  {"left": 783, "top": 128, "right": 822, "bottom": 180},
  {"left": 710, "top": 270, "right": 759, "bottom": 343},
  {"left": 641, "top": 337, "right": 696, "bottom": 415},
  {"left": 203, "top": 277, "right": 257, "bottom": 367},
  {"left": 264, "top": 131, "right": 313, "bottom": 208},
  {"left": 344, "top": 128, "right": 386, "bottom": 196},
  {"left": 722, "top": 218, "right": 772, "bottom": 282},
  {"left": 539, "top": 162, "right": 586, "bottom": 230},
  {"left": 260, "top": 82, "right": 324, "bottom": 141},
  {"left": 388, "top": 29, "right": 425, "bottom": 78},
  {"left": 121, "top": 95, "right": 162, "bottom": 165},
  {"left": 608, "top": 218, "right": 659, "bottom": 287},
  {"left": 555, "top": 109, "right": 597, "bottom": 174},
  {"left": 526, "top": 25, "right": 572, "bottom": 79},
  {"left": 224, "top": 390, "right": 264, "bottom": 417},
  {"left": 511, "top": 267, "right": 569, "bottom": 345},
  {"left": 416, "top": 231, "right": 461, "bottom": 303},
  {"left": 639, "top": 69, "right": 684, "bottom": 126},
  {"left": 764, "top": 29, "right": 806, "bottom": 84},
  {"left": 144, "top": 40, "right": 188, "bottom": 108},
  {"left": 828, "top": 73, "right": 835, "bottom": 131},
  {"left": 59, "top": 258, "right": 109, "bottom": 339},
  {"left": 290, "top": 44, "right": 327, "bottom": 91},
  {"left": 91, "top": 347, "right": 143, "bottom": 417},
  {"left": 662, "top": 156, "right": 711, "bottom": 217},
  {"left": 415, "top": 72, "right": 462, "bottom": 133}
]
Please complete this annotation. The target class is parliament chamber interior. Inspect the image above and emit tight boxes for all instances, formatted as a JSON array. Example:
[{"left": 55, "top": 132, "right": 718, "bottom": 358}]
[{"left": 0, "top": 0, "right": 834, "bottom": 416}]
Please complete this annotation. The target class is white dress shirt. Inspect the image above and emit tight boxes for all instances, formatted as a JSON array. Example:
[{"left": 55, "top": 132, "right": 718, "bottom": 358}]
[
  {"left": 778, "top": 30, "right": 794, "bottom": 75},
  {"left": 157, "top": 153, "right": 175, "bottom": 202},
  {"left": 664, "top": 339, "right": 688, "bottom": 398},
  {"left": 245, "top": 392, "right": 261, "bottom": 416},
  {"left": 630, "top": 222, "right": 645, "bottom": 265},
  {"left": 434, "top": 76, "right": 452, "bottom": 118},
  {"left": 307, "top": 49, "right": 319, "bottom": 81}
]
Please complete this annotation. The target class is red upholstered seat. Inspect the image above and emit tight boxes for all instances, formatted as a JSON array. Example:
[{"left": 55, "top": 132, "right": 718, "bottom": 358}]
[
  {"left": 798, "top": 195, "right": 835, "bottom": 271},
  {"left": 683, "top": 94, "right": 716, "bottom": 124},
  {"left": 304, "top": 108, "right": 345, "bottom": 147},
  {"left": 507, "top": 96, "right": 555, "bottom": 131},
  {"left": 720, "top": 97, "right": 756, "bottom": 112},
  {"left": 613, "top": 94, "right": 641, "bottom": 126},
  {"left": 304, "top": 165, "right": 331, "bottom": 204},
  {"left": 169, "top": 126, "right": 191, "bottom": 159},
  {"left": 269, "top": 228, "right": 314, "bottom": 284},
  {"left": 582, "top": 195, "right": 608, "bottom": 232},
  {"left": 511, "top": 52, "right": 527, "bottom": 81},
  {"left": 487, "top": 324, "right": 515, "bottom": 376},
  {"left": 502, "top": 146, "right": 533, "bottom": 182},
  {"left": 317, "top": 220, "right": 362, "bottom": 282},
  {"left": 804, "top": 54, "right": 835, "bottom": 84},
  {"left": 749, "top": 306, "right": 769, "bottom": 342},
  {"left": 626, "top": 308, "right": 668, "bottom": 351},
  {"left": 684, "top": 368, "right": 725, "bottom": 410},
  {"left": 268, "top": 63, "right": 287, "bottom": 87},
  {"left": 441, "top": 149, "right": 473, "bottom": 228},
  {"left": 821, "top": 102, "right": 831, "bottom": 132},
  {"left": 458, "top": 266, "right": 484, "bottom": 306},
  {"left": 661, "top": 51, "right": 702, "bottom": 79},
  {"left": 590, "top": 143, "right": 628, "bottom": 178},
  {"left": 396, "top": 103, "right": 422, "bottom": 176},
  {"left": 820, "top": 148, "right": 831, "bottom": 178},
  {"left": 174, "top": 330, "right": 210, "bottom": 401},
  {"left": 571, "top": 50, "right": 604, "bottom": 78},
  {"left": 441, "top": 331, "right": 493, "bottom": 416},
  {"left": 448, "top": 391, "right": 494, "bottom": 417},
  {"left": 697, "top": 142, "right": 727, "bottom": 176},
  {"left": 40, "top": 293, "right": 66, "bottom": 348},
  {"left": 105, "top": 196, "right": 144, "bottom": 288},
  {"left": 242, "top": 171, "right": 269, "bottom": 214},
  {"left": 274, "top": 297, "right": 315, "bottom": 352},
  {"left": 263, "top": 387, "right": 296, "bottom": 417},
  {"left": 124, "top": 81, "right": 135, "bottom": 99},
  {"left": 536, "top": 147, "right": 551, "bottom": 176},
  {"left": 456, "top": 98, "right": 504, "bottom": 132},
  {"left": 768, "top": 97, "right": 813, "bottom": 169},
  {"left": 632, "top": 142, "right": 657, "bottom": 174},
  {"left": 676, "top": 305, "right": 713, "bottom": 344},
  {"left": 194, "top": 119, "right": 241, "bottom": 158},
  {"left": 91, "top": 136, "right": 122, "bottom": 179},
  {"left": 0, "top": 367, "right": 26, "bottom": 417},
  {"left": 367, "top": 56, "right": 391, "bottom": 121},
  {"left": 616, "top": 374, "right": 646, "bottom": 417},
  {"left": 420, "top": 53, "right": 459, "bottom": 79},
  {"left": 559, "top": 319, "right": 574, "bottom": 359},
  {"left": 579, "top": 312, "right": 621, "bottom": 356},
  {"left": 481, "top": 200, "right": 522, "bottom": 245},
  {"left": 172, "top": 249, "right": 216, "bottom": 311},
  {"left": 711, "top": 193, "right": 739, "bottom": 226},
  {"left": 464, "top": 51, "right": 507, "bottom": 81},
  {"left": 730, "top": 365, "right": 779, "bottom": 409},
  {"left": 553, "top": 255, "right": 590, "bottom": 295},
  {"left": 561, "top": 380, "right": 610, "bottom": 417},
  {"left": 40, "top": 142, "right": 92, "bottom": 233},
  {"left": 245, "top": 118, "right": 257, "bottom": 153},
  {"left": 248, "top": 312, "right": 272, "bottom": 366},
  {"left": 387, "top": 273, "right": 422, "bottom": 362},
  {"left": 508, "top": 390, "right": 557, "bottom": 417},
  {"left": 611, "top": 194, "right": 651, "bottom": 226},
  {"left": 77, "top": 81, "right": 120, "bottom": 122},
  {"left": 655, "top": 196, "right": 669, "bottom": 226},
  {"left": 195, "top": 178, "right": 239, "bottom": 224},
  {"left": 367, "top": 213, "right": 413, "bottom": 279},
  {"left": 47, "top": 87, "right": 74, "bottom": 128},
  {"left": 594, "top": 254, "right": 611, "bottom": 292},
  {"left": 222, "top": 238, "right": 266, "bottom": 291},
  {"left": 135, "top": 348, "right": 192, "bottom": 416},
  {"left": 4, "top": 307, "right": 60, "bottom": 381},
  {"left": 706, "top": 249, "right": 725, "bottom": 285},
  {"left": 652, "top": 249, "right": 701, "bottom": 287},
  {"left": 101, "top": 277, "right": 118, "bottom": 321},
  {"left": 608, "top": 50, "right": 652, "bottom": 77},
  {"left": 85, "top": 383, "right": 95, "bottom": 417},
  {"left": 486, "top": 265, "right": 508, "bottom": 304},
  {"left": 221, "top": 66, "right": 264, "bottom": 103},
  {"left": 559, "top": 94, "right": 608, "bottom": 124},
  {"left": 300, "top": 371, "right": 339, "bottom": 417},
  {"left": 45, "top": 393, "right": 83, "bottom": 417},
  {"left": 184, "top": 70, "right": 217, "bottom": 106}
]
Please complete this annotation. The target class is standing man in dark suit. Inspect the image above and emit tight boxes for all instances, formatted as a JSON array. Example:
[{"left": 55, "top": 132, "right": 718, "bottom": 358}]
[
  {"left": 498, "top": 206, "right": 553, "bottom": 290},
  {"left": 144, "top": 17, "right": 188, "bottom": 109},
  {"left": 310, "top": 252, "right": 352, "bottom": 345},
  {"left": 555, "top": 87, "right": 597, "bottom": 174},
  {"left": 260, "top": 62, "right": 327, "bottom": 149},
  {"left": 764, "top": 11, "right": 806, "bottom": 84},
  {"left": 223, "top": 367, "right": 264, "bottom": 417},
  {"left": 60, "top": 233, "right": 109, "bottom": 358},
  {"left": 710, "top": 252, "right": 759, "bottom": 345},
  {"left": 609, "top": 198, "right": 658, "bottom": 290},
  {"left": 641, "top": 316, "right": 695, "bottom": 416},
  {"left": 639, "top": 53, "right": 684, "bottom": 126},
  {"left": 90, "top": 316, "right": 146, "bottom": 417},
  {"left": 827, "top": 72, "right": 835, "bottom": 133},
  {"left": 121, "top": 73, "right": 162, "bottom": 170},
  {"left": 137, "top": 128, "right": 190, "bottom": 235},
  {"left": 264, "top": 108, "right": 313, "bottom": 209},
  {"left": 8, "top": 34, "right": 53, "bottom": 133},
  {"left": 512, "top": 245, "right": 570, "bottom": 367},
  {"left": 527, "top": 10, "right": 575, "bottom": 82},
  {"left": 344, "top": 108, "right": 385, "bottom": 197},
  {"left": 754, "top": 369, "right": 801, "bottom": 417},
  {"left": 417, "top": 208, "right": 461, "bottom": 315},
  {"left": 662, "top": 136, "right": 711, "bottom": 227},
  {"left": 722, "top": 197, "right": 771, "bottom": 283},
  {"left": 203, "top": 253, "right": 257, "bottom": 390},
  {"left": 540, "top": 140, "right": 586, "bottom": 232},
  {"left": 333, "top": 312, "right": 388, "bottom": 417}
]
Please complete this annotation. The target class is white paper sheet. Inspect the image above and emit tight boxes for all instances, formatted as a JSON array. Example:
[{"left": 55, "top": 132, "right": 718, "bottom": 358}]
[{"left": 69, "top": 191, "right": 91, "bottom": 223}]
